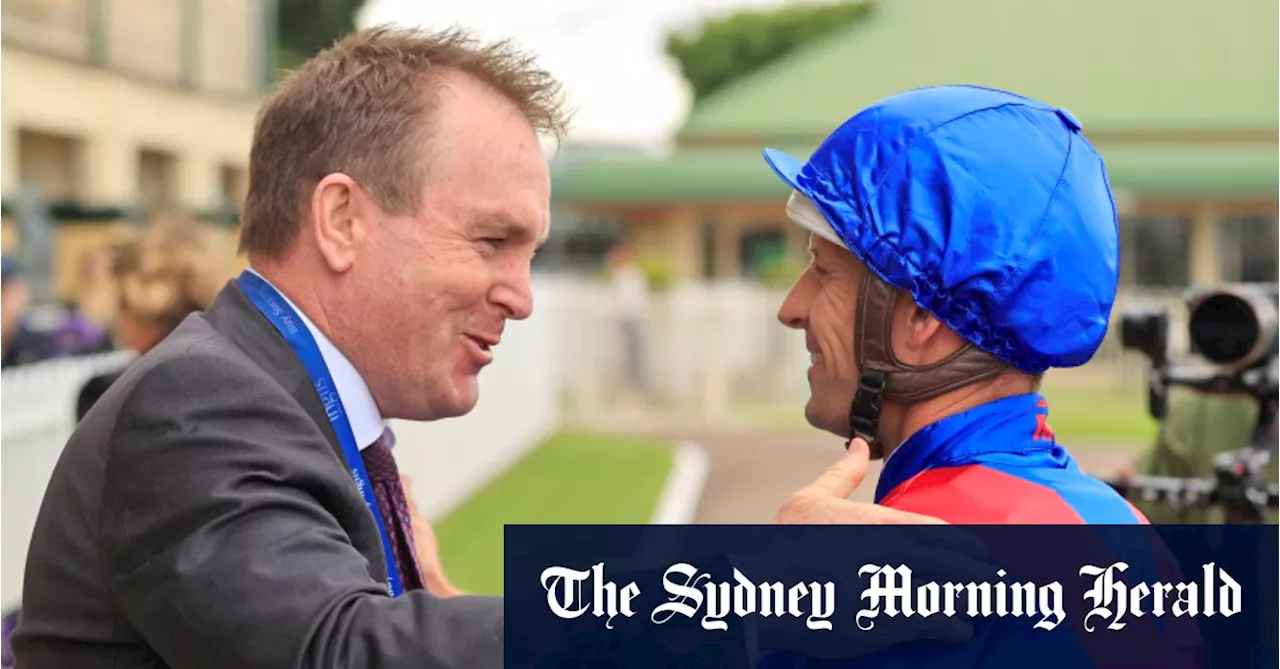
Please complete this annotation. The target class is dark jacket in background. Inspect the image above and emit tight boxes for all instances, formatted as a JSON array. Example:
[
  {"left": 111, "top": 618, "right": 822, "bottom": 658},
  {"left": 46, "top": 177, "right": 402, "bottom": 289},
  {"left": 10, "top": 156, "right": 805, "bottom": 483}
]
[
  {"left": 76, "top": 369, "right": 125, "bottom": 422},
  {"left": 1, "top": 324, "right": 52, "bottom": 369}
]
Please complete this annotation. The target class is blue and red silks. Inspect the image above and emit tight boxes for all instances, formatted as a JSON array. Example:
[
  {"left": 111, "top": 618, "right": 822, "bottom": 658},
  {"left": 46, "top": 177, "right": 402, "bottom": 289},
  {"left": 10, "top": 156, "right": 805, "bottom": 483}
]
[
  {"left": 874, "top": 392, "right": 1148, "bottom": 525},
  {"left": 750, "top": 395, "right": 1212, "bottom": 669}
]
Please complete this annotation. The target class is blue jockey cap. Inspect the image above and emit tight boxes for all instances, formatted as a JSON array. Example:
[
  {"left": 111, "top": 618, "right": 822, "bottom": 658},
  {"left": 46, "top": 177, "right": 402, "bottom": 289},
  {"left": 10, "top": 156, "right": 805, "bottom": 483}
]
[{"left": 763, "top": 84, "right": 1121, "bottom": 374}]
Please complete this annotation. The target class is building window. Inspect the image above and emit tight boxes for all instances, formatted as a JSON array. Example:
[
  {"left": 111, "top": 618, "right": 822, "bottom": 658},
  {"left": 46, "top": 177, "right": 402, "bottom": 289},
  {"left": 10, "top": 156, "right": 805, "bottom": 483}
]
[
  {"left": 532, "top": 214, "right": 621, "bottom": 273},
  {"left": 700, "top": 221, "right": 717, "bottom": 280},
  {"left": 138, "top": 148, "right": 176, "bottom": 210},
  {"left": 739, "top": 227, "right": 787, "bottom": 280},
  {"left": 1121, "top": 216, "right": 1190, "bottom": 288},
  {"left": 18, "top": 129, "right": 84, "bottom": 201},
  {"left": 219, "top": 164, "right": 247, "bottom": 213},
  {"left": 1219, "top": 215, "right": 1278, "bottom": 284}
]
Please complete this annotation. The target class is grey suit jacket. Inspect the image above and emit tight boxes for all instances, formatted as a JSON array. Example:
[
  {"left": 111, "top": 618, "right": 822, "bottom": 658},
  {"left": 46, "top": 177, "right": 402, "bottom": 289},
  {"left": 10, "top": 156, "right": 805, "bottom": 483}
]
[{"left": 13, "top": 282, "right": 504, "bottom": 668}]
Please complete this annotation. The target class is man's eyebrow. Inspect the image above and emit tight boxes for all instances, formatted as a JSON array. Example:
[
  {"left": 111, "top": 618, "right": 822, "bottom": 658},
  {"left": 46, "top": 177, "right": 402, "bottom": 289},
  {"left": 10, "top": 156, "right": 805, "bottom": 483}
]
[
  {"left": 478, "top": 219, "right": 535, "bottom": 240},
  {"left": 477, "top": 219, "right": 551, "bottom": 249}
]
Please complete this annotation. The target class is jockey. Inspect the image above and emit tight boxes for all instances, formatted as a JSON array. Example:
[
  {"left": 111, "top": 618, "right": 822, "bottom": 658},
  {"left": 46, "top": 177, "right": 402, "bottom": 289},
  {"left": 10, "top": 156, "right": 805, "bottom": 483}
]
[
  {"left": 765, "top": 84, "right": 1146, "bottom": 524},
  {"left": 749, "top": 81, "right": 1213, "bottom": 669}
]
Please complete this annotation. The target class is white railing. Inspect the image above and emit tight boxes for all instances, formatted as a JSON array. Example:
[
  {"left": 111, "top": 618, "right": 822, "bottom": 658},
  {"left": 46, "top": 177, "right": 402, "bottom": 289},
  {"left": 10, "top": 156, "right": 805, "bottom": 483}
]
[
  {"left": 555, "top": 282, "right": 1193, "bottom": 418},
  {"left": 556, "top": 280, "right": 810, "bottom": 420},
  {"left": 1, "top": 349, "right": 135, "bottom": 612},
  {"left": 1, "top": 350, "right": 135, "bottom": 441},
  {"left": 0, "top": 275, "right": 570, "bottom": 612}
]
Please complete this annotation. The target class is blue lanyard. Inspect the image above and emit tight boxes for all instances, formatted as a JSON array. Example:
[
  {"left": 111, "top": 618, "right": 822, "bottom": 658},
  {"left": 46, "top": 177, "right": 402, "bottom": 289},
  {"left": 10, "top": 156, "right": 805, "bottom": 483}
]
[{"left": 236, "top": 270, "right": 405, "bottom": 597}]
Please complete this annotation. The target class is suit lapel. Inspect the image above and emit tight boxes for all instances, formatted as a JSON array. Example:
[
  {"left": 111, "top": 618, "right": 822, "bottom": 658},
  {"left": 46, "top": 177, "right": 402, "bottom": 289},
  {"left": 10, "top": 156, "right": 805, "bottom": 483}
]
[{"left": 203, "top": 281, "right": 345, "bottom": 461}]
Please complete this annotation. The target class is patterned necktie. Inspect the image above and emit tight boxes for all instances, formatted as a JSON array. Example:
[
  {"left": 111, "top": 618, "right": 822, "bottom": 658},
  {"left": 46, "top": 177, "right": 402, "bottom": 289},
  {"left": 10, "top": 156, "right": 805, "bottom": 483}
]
[{"left": 360, "top": 437, "right": 426, "bottom": 591}]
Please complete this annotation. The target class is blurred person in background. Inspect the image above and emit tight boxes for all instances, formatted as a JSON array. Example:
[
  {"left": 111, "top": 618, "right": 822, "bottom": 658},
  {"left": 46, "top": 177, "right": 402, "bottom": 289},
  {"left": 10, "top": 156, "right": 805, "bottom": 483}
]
[
  {"left": 1, "top": 254, "right": 53, "bottom": 368},
  {"left": 46, "top": 252, "right": 115, "bottom": 356},
  {"left": 71, "top": 246, "right": 119, "bottom": 330},
  {"left": 75, "top": 214, "right": 227, "bottom": 421},
  {"left": 51, "top": 246, "right": 122, "bottom": 355},
  {"left": 1117, "top": 386, "right": 1274, "bottom": 524},
  {"left": 0, "top": 611, "right": 15, "bottom": 668},
  {"left": 3, "top": 250, "right": 113, "bottom": 368},
  {"left": 45, "top": 300, "right": 112, "bottom": 358}
]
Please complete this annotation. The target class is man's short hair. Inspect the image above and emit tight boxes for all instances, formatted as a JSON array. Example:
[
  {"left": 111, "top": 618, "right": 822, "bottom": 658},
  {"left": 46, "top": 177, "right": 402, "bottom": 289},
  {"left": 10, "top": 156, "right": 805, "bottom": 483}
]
[{"left": 239, "top": 25, "right": 571, "bottom": 257}]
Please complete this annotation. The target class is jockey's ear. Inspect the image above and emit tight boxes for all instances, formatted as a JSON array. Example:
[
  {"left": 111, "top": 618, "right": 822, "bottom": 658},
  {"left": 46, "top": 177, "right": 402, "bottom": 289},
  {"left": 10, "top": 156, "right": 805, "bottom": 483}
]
[{"left": 891, "top": 296, "right": 966, "bottom": 367}]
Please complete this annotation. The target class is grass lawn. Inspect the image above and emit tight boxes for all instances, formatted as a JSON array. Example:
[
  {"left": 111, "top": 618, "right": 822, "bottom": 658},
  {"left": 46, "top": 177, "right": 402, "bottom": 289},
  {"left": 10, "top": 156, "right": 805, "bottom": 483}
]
[
  {"left": 1040, "top": 380, "right": 1159, "bottom": 446},
  {"left": 433, "top": 430, "right": 675, "bottom": 595},
  {"left": 672, "top": 382, "right": 1160, "bottom": 446}
]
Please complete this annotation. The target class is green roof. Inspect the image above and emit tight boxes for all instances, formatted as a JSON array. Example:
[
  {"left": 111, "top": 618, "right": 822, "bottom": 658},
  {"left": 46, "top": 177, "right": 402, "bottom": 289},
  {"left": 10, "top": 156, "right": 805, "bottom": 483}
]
[
  {"left": 551, "top": 145, "right": 1279, "bottom": 204},
  {"left": 551, "top": 149, "right": 798, "bottom": 204},
  {"left": 679, "top": 0, "right": 1279, "bottom": 141}
]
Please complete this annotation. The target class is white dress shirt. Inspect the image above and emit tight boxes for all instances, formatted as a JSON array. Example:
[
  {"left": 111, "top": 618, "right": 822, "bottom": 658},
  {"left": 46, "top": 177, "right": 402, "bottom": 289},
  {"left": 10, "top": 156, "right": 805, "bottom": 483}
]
[{"left": 246, "top": 268, "right": 390, "bottom": 450}]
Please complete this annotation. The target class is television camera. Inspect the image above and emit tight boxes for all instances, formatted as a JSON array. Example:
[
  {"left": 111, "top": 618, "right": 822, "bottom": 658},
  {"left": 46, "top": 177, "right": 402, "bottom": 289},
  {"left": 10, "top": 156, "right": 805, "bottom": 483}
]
[{"left": 1106, "top": 282, "right": 1279, "bottom": 524}]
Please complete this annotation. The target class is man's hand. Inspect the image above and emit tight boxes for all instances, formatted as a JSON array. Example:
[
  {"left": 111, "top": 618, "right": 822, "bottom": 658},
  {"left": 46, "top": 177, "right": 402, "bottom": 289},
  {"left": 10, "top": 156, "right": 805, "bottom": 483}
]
[
  {"left": 402, "top": 475, "right": 464, "bottom": 598},
  {"left": 746, "top": 439, "right": 986, "bottom": 660},
  {"left": 773, "top": 438, "right": 946, "bottom": 524}
]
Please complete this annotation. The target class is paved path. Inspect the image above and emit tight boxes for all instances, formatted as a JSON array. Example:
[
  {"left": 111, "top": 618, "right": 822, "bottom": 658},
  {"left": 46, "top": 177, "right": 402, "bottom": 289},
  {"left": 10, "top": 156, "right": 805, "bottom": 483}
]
[
  {"left": 610, "top": 424, "right": 1142, "bottom": 523},
  {"left": 688, "top": 431, "right": 873, "bottom": 523}
]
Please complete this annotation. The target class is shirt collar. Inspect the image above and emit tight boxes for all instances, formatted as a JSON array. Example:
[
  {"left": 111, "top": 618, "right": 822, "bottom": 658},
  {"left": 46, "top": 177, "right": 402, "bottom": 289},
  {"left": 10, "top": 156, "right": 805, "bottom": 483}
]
[
  {"left": 874, "top": 392, "right": 1072, "bottom": 502},
  {"left": 246, "top": 268, "right": 388, "bottom": 450}
]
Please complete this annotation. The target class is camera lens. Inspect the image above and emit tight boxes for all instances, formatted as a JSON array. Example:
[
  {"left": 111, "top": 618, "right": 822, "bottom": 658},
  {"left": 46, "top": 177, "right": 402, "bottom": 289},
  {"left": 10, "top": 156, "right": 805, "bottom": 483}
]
[{"left": 1187, "top": 290, "right": 1274, "bottom": 368}]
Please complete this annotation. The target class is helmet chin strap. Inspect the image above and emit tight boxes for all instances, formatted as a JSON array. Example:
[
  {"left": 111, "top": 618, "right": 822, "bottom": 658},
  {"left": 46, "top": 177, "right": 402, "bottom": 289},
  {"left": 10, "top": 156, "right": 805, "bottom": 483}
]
[
  {"left": 844, "top": 266, "right": 1010, "bottom": 458},
  {"left": 846, "top": 369, "right": 888, "bottom": 457}
]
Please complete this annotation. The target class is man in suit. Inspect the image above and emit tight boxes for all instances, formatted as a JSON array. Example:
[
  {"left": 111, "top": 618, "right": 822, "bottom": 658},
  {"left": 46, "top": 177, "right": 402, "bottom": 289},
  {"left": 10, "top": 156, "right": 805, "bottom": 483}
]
[{"left": 14, "top": 26, "right": 940, "bottom": 669}]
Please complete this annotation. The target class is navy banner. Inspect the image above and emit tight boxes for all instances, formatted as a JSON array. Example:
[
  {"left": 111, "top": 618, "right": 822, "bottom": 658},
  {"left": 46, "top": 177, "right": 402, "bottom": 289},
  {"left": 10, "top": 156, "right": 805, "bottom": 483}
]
[{"left": 504, "top": 525, "right": 1277, "bottom": 668}]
